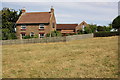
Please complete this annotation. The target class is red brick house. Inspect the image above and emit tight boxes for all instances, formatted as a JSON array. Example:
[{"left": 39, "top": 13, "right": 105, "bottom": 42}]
[
  {"left": 56, "top": 24, "right": 78, "bottom": 36},
  {"left": 76, "top": 21, "right": 88, "bottom": 32},
  {"left": 56, "top": 21, "right": 88, "bottom": 36},
  {"left": 16, "top": 8, "right": 56, "bottom": 39},
  {"left": 16, "top": 7, "right": 88, "bottom": 39}
]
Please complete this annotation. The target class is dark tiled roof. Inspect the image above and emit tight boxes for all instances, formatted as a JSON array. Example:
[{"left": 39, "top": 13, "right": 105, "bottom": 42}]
[
  {"left": 16, "top": 12, "right": 51, "bottom": 24},
  {"left": 57, "top": 24, "right": 78, "bottom": 30}
]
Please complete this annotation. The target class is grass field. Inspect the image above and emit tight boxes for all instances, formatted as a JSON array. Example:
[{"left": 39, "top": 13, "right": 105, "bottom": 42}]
[{"left": 2, "top": 36, "right": 118, "bottom": 78}]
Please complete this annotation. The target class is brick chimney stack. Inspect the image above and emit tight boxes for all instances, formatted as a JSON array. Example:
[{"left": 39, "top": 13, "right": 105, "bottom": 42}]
[
  {"left": 50, "top": 6, "right": 54, "bottom": 13},
  {"left": 22, "top": 8, "right": 26, "bottom": 13}
]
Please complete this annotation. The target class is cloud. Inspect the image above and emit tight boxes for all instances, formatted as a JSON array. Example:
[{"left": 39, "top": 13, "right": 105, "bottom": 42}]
[
  {"left": 2, "top": 2, "right": 118, "bottom": 26},
  {"left": 53, "top": 2, "right": 118, "bottom": 25},
  {"left": 2, "top": 0, "right": 120, "bottom": 2}
]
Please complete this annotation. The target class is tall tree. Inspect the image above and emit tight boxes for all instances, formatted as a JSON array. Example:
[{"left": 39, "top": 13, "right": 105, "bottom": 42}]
[
  {"left": 1, "top": 7, "right": 21, "bottom": 40},
  {"left": 89, "top": 24, "right": 97, "bottom": 33},
  {"left": 97, "top": 26, "right": 106, "bottom": 32},
  {"left": 112, "top": 16, "right": 120, "bottom": 30}
]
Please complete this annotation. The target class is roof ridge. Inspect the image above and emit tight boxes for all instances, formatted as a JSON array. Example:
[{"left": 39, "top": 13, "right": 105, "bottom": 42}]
[
  {"left": 57, "top": 23, "right": 77, "bottom": 25},
  {"left": 26, "top": 12, "right": 50, "bottom": 14}
]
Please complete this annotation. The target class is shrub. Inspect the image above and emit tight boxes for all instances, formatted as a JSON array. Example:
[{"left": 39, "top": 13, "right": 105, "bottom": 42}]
[
  {"left": 46, "top": 31, "right": 62, "bottom": 37},
  {"left": 97, "top": 26, "right": 106, "bottom": 32},
  {"left": 77, "top": 29, "right": 84, "bottom": 34},
  {"left": 84, "top": 26, "right": 92, "bottom": 34},
  {"left": 22, "top": 34, "right": 39, "bottom": 39},
  {"left": 46, "top": 33, "right": 50, "bottom": 37},
  {"left": 23, "top": 35, "right": 31, "bottom": 39},
  {"left": 66, "top": 33, "right": 70, "bottom": 36},
  {"left": 89, "top": 24, "right": 97, "bottom": 33},
  {"left": 34, "top": 34, "right": 38, "bottom": 38},
  {"left": 94, "top": 31, "right": 119, "bottom": 37},
  {"left": 8, "top": 33, "right": 17, "bottom": 40}
]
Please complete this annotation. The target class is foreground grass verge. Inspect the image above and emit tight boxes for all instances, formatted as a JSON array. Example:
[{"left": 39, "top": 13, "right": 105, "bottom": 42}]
[{"left": 2, "top": 36, "right": 118, "bottom": 78}]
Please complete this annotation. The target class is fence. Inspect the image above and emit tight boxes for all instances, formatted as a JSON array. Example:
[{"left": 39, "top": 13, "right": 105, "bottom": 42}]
[{"left": 1, "top": 33, "right": 93, "bottom": 45}]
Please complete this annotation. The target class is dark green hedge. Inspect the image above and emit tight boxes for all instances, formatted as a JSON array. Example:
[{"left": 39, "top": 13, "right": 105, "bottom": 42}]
[{"left": 94, "top": 31, "right": 119, "bottom": 37}]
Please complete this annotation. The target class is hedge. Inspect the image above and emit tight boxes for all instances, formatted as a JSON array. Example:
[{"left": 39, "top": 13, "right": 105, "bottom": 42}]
[{"left": 94, "top": 31, "right": 119, "bottom": 37}]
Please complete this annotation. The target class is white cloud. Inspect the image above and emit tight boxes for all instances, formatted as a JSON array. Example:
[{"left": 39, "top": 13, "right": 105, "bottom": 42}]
[
  {"left": 2, "top": 2, "right": 118, "bottom": 26},
  {"left": 2, "top": 0, "right": 120, "bottom": 2}
]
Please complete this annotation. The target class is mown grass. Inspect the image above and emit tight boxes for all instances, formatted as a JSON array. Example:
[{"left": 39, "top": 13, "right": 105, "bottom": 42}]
[{"left": 2, "top": 36, "right": 118, "bottom": 78}]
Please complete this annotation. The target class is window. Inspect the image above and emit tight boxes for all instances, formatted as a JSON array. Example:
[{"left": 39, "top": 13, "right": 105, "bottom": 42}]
[
  {"left": 21, "top": 33, "right": 26, "bottom": 38},
  {"left": 39, "top": 34, "right": 44, "bottom": 38},
  {"left": 82, "top": 25, "right": 85, "bottom": 31},
  {"left": 21, "top": 25, "right": 26, "bottom": 29},
  {"left": 30, "top": 32, "right": 34, "bottom": 37},
  {"left": 52, "top": 23, "right": 55, "bottom": 28},
  {"left": 39, "top": 24, "right": 44, "bottom": 29}
]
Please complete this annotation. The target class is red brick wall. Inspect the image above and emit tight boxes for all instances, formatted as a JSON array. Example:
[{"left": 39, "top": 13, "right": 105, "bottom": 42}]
[
  {"left": 16, "top": 11, "right": 56, "bottom": 39},
  {"left": 76, "top": 21, "right": 88, "bottom": 32},
  {"left": 16, "top": 24, "right": 50, "bottom": 39}
]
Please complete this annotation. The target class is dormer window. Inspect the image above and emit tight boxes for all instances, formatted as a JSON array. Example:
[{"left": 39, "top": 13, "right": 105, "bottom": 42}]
[
  {"left": 39, "top": 24, "right": 44, "bottom": 29},
  {"left": 21, "top": 25, "right": 26, "bottom": 29}
]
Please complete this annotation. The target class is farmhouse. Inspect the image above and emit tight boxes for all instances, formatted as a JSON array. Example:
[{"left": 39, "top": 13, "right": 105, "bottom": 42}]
[
  {"left": 16, "top": 7, "right": 56, "bottom": 39},
  {"left": 56, "top": 24, "right": 78, "bottom": 36},
  {"left": 57, "top": 21, "right": 88, "bottom": 36},
  {"left": 16, "top": 7, "right": 88, "bottom": 39}
]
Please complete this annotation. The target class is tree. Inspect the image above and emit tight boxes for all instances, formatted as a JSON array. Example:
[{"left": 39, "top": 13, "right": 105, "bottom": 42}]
[
  {"left": 103, "top": 24, "right": 112, "bottom": 32},
  {"left": 112, "top": 16, "right": 120, "bottom": 30},
  {"left": 97, "top": 26, "right": 106, "bottom": 32},
  {"left": 1, "top": 7, "right": 21, "bottom": 40},
  {"left": 84, "top": 26, "right": 92, "bottom": 34},
  {"left": 89, "top": 24, "right": 97, "bottom": 33}
]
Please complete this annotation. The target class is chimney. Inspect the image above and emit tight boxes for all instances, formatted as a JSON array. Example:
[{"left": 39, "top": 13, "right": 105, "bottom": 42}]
[
  {"left": 21, "top": 8, "right": 26, "bottom": 13},
  {"left": 50, "top": 6, "right": 54, "bottom": 13}
]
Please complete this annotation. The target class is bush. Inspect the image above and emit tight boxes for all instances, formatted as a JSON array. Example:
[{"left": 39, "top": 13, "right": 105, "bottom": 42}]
[
  {"left": 77, "top": 29, "right": 84, "bottom": 34},
  {"left": 66, "top": 33, "right": 70, "bottom": 36},
  {"left": 89, "top": 24, "right": 97, "bottom": 33},
  {"left": 94, "top": 31, "right": 119, "bottom": 37},
  {"left": 34, "top": 34, "right": 38, "bottom": 38},
  {"left": 46, "top": 33, "right": 50, "bottom": 37},
  {"left": 46, "top": 31, "right": 62, "bottom": 37},
  {"left": 8, "top": 33, "right": 17, "bottom": 40},
  {"left": 84, "top": 26, "right": 92, "bottom": 34},
  {"left": 97, "top": 26, "right": 106, "bottom": 32},
  {"left": 23, "top": 34, "right": 39, "bottom": 39},
  {"left": 2, "top": 29, "right": 17, "bottom": 40},
  {"left": 23, "top": 35, "right": 31, "bottom": 39}
]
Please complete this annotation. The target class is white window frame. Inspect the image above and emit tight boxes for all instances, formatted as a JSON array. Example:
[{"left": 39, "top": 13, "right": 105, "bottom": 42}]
[
  {"left": 39, "top": 34, "right": 44, "bottom": 38},
  {"left": 30, "top": 32, "right": 34, "bottom": 37},
  {"left": 21, "top": 25, "right": 26, "bottom": 29},
  {"left": 21, "top": 33, "right": 26, "bottom": 38},
  {"left": 82, "top": 25, "right": 85, "bottom": 31},
  {"left": 39, "top": 24, "right": 44, "bottom": 29}
]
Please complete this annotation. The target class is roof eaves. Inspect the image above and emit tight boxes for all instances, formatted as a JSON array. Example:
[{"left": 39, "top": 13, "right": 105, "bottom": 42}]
[{"left": 16, "top": 13, "right": 25, "bottom": 23}]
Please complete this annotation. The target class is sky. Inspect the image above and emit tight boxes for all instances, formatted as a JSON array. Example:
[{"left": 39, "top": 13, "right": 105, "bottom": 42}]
[
  {"left": 1, "top": 0, "right": 119, "bottom": 26},
  {"left": 118, "top": 1, "right": 120, "bottom": 15}
]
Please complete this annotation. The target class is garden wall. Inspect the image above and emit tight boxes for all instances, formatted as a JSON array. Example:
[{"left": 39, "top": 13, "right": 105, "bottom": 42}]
[{"left": 66, "top": 33, "right": 93, "bottom": 41}]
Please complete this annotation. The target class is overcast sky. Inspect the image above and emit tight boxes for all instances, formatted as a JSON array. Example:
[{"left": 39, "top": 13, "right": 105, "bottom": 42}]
[{"left": 1, "top": 0, "right": 119, "bottom": 26}]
